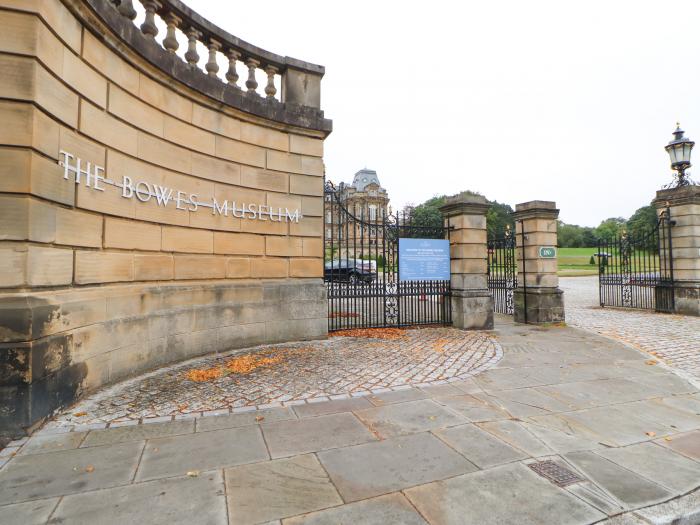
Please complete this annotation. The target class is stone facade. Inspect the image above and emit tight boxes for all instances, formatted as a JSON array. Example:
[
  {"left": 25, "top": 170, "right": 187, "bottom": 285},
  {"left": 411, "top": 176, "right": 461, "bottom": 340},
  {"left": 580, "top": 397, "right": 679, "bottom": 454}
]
[
  {"left": 654, "top": 185, "right": 700, "bottom": 317},
  {"left": 326, "top": 169, "right": 390, "bottom": 247},
  {"left": 0, "top": 0, "right": 331, "bottom": 438},
  {"left": 512, "top": 201, "right": 565, "bottom": 324}
]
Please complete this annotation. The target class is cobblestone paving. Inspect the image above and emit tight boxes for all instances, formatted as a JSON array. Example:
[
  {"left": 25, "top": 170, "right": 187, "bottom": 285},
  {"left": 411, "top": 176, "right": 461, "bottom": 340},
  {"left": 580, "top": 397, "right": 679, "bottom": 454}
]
[
  {"left": 562, "top": 276, "right": 700, "bottom": 384},
  {"left": 50, "top": 328, "right": 501, "bottom": 429}
]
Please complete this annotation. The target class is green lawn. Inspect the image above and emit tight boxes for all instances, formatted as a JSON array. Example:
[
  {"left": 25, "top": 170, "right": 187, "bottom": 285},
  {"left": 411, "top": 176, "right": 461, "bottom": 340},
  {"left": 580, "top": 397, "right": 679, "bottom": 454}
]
[{"left": 557, "top": 247, "right": 598, "bottom": 275}]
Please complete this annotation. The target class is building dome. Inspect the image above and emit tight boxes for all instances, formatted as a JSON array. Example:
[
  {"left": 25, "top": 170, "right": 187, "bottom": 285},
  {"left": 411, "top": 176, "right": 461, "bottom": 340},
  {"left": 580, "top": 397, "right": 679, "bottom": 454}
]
[{"left": 351, "top": 169, "right": 381, "bottom": 192}]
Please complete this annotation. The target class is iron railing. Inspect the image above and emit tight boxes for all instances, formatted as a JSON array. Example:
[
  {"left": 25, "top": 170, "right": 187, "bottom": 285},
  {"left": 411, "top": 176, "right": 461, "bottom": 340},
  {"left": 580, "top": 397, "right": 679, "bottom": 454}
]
[
  {"left": 598, "top": 208, "right": 675, "bottom": 313},
  {"left": 324, "top": 182, "right": 451, "bottom": 331}
]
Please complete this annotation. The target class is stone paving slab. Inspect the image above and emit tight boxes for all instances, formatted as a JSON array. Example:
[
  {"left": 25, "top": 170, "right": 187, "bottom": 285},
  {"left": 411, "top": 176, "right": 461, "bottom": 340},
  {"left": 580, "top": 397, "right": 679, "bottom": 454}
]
[
  {"left": 536, "top": 378, "right": 665, "bottom": 411},
  {"left": 261, "top": 412, "right": 376, "bottom": 458},
  {"left": 135, "top": 426, "right": 268, "bottom": 482},
  {"left": 225, "top": 454, "right": 342, "bottom": 524},
  {"left": 565, "top": 479, "right": 625, "bottom": 516},
  {"left": 283, "top": 493, "right": 428, "bottom": 525},
  {"left": 520, "top": 419, "right": 606, "bottom": 454},
  {"left": 617, "top": 399, "right": 700, "bottom": 433},
  {"left": 486, "top": 387, "right": 573, "bottom": 415},
  {"left": 0, "top": 441, "right": 143, "bottom": 505},
  {"left": 51, "top": 470, "right": 227, "bottom": 525},
  {"left": 404, "top": 462, "right": 606, "bottom": 525},
  {"left": 196, "top": 407, "right": 296, "bottom": 432},
  {"left": 431, "top": 393, "right": 512, "bottom": 422},
  {"left": 19, "top": 432, "right": 87, "bottom": 456},
  {"left": 657, "top": 429, "right": 700, "bottom": 461},
  {"left": 596, "top": 442, "right": 700, "bottom": 493},
  {"left": 477, "top": 420, "right": 554, "bottom": 457},
  {"left": 81, "top": 419, "right": 194, "bottom": 448},
  {"left": 354, "top": 399, "right": 467, "bottom": 438},
  {"left": 291, "top": 397, "right": 372, "bottom": 418},
  {"left": 434, "top": 423, "right": 528, "bottom": 468},
  {"left": 317, "top": 432, "right": 476, "bottom": 502},
  {"left": 556, "top": 406, "right": 674, "bottom": 447},
  {"left": 564, "top": 451, "right": 672, "bottom": 509},
  {"left": 366, "top": 388, "right": 428, "bottom": 406},
  {"left": 0, "top": 498, "right": 59, "bottom": 525}
]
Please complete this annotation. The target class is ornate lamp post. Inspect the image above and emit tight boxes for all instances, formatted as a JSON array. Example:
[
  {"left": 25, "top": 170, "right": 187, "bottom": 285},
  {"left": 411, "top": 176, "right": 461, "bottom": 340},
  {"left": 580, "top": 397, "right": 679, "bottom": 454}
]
[{"left": 665, "top": 123, "right": 695, "bottom": 187}]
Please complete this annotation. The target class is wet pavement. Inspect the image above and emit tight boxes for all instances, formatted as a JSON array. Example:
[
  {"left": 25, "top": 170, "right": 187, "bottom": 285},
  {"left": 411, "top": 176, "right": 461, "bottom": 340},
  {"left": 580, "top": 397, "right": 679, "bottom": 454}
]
[{"left": 2, "top": 317, "right": 699, "bottom": 524}]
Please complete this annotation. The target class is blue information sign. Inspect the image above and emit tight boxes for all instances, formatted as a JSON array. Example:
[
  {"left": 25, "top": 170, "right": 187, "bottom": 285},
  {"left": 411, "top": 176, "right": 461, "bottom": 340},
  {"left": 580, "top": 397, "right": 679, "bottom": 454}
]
[{"left": 398, "top": 238, "right": 451, "bottom": 281}]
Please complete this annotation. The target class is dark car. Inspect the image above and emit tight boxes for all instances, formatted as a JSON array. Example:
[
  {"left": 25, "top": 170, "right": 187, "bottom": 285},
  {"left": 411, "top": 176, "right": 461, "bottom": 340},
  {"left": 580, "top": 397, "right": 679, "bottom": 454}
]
[{"left": 324, "top": 259, "right": 376, "bottom": 283}]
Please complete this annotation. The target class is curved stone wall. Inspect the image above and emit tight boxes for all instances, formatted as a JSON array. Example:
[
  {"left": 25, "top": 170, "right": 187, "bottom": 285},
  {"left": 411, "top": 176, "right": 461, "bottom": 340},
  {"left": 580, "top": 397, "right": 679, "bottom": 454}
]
[{"left": 0, "top": 0, "right": 331, "bottom": 437}]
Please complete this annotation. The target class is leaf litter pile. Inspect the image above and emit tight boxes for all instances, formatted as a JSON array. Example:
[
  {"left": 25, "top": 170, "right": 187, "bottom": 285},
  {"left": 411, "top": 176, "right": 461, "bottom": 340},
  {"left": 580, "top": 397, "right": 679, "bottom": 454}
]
[
  {"left": 186, "top": 353, "right": 288, "bottom": 382},
  {"left": 330, "top": 328, "right": 408, "bottom": 340}
]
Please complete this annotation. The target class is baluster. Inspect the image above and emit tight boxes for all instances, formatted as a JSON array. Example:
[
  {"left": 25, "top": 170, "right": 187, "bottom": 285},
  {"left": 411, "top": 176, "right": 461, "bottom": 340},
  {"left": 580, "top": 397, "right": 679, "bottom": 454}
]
[
  {"left": 205, "top": 39, "right": 221, "bottom": 78},
  {"left": 264, "top": 65, "right": 278, "bottom": 99},
  {"left": 162, "top": 13, "right": 181, "bottom": 53},
  {"left": 226, "top": 49, "right": 241, "bottom": 87},
  {"left": 139, "top": 0, "right": 161, "bottom": 39},
  {"left": 245, "top": 58, "right": 260, "bottom": 93},
  {"left": 184, "top": 28, "right": 201, "bottom": 68},
  {"left": 117, "top": 0, "right": 137, "bottom": 20}
]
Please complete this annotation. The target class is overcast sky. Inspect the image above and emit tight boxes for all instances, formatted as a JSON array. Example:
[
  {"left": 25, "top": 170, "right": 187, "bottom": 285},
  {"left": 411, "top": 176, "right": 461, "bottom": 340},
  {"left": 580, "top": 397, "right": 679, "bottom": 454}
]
[{"left": 185, "top": 0, "right": 700, "bottom": 226}]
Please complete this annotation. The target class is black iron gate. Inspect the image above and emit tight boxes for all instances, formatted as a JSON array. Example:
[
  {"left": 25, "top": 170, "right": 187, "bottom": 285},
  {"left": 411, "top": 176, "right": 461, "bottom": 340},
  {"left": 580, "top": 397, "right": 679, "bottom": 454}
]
[
  {"left": 598, "top": 208, "right": 675, "bottom": 312},
  {"left": 487, "top": 227, "right": 517, "bottom": 314},
  {"left": 324, "top": 182, "right": 451, "bottom": 331}
]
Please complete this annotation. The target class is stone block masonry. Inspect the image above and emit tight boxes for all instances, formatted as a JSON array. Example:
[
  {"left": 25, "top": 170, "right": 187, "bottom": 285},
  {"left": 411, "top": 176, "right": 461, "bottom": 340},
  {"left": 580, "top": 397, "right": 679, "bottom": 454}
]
[
  {"left": 440, "top": 195, "right": 494, "bottom": 330},
  {"left": 0, "top": 0, "right": 331, "bottom": 438},
  {"left": 513, "top": 200, "right": 565, "bottom": 324},
  {"left": 654, "top": 185, "right": 700, "bottom": 317}
]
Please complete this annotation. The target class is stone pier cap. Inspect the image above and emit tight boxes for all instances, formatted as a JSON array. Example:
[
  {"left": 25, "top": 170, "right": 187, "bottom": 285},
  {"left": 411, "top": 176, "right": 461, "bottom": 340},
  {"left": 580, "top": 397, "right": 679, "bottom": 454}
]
[
  {"left": 513, "top": 200, "right": 559, "bottom": 220},
  {"left": 439, "top": 194, "right": 489, "bottom": 216}
]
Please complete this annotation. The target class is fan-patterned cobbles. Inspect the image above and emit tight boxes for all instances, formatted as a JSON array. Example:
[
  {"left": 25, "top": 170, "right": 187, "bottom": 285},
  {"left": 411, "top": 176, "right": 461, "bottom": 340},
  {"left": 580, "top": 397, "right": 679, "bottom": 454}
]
[{"left": 50, "top": 328, "right": 502, "bottom": 428}]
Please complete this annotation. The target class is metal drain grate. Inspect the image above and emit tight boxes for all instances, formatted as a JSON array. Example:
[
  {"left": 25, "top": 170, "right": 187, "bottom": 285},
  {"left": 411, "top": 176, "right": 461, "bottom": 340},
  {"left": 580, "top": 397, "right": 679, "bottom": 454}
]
[{"left": 528, "top": 460, "right": 584, "bottom": 487}]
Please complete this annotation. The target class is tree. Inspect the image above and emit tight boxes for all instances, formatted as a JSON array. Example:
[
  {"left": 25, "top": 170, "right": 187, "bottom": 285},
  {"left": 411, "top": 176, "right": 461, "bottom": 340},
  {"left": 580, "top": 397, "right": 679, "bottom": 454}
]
[
  {"left": 407, "top": 192, "right": 514, "bottom": 237},
  {"left": 627, "top": 205, "right": 657, "bottom": 237},
  {"left": 486, "top": 201, "right": 515, "bottom": 237},
  {"left": 626, "top": 205, "right": 658, "bottom": 252},
  {"left": 595, "top": 217, "right": 626, "bottom": 240}
]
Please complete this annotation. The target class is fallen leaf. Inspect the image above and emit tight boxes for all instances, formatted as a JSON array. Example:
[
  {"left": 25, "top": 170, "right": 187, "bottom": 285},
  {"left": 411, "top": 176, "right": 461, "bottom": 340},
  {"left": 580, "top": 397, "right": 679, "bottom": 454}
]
[
  {"left": 73, "top": 411, "right": 87, "bottom": 417},
  {"left": 330, "top": 328, "right": 408, "bottom": 340},
  {"left": 645, "top": 431, "right": 656, "bottom": 437},
  {"left": 186, "top": 470, "right": 199, "bottom": 477},
  {"left": 255, "top": 416, "right": 265, "bottom": 422},
  {"left": 185, "top": 367, "right": 224, "bottom": 382},
  {"left": 664, "top": 437, "right": 673, "bottom": 442},
  {"left": 645, "top": 360, "right": 658, "bottom": 366},
  {"left": 85, "top": 465, "right": 94, "bottom": 473},
  {"left": 428, "top": 416, "right": 436, "bottom": 421}
]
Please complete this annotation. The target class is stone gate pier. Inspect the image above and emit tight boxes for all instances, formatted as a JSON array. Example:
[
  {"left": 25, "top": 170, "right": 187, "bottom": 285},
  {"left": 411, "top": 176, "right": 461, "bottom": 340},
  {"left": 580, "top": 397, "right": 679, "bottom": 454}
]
[
  {"left": 654, "top": 185, "right": 700, "bottom": 317},
  {"left": 513, "top": 200, "right": 565, "bottom": 324},
  {"left": 0, "top": 0, "right": 332, "bottom": 438}
]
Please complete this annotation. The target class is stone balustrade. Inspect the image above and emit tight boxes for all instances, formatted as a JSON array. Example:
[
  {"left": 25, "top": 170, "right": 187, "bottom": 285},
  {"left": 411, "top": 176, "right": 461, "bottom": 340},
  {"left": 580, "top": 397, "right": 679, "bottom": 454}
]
[{"left": 95, "top": 0, "right": 330, "bottom": 129}]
